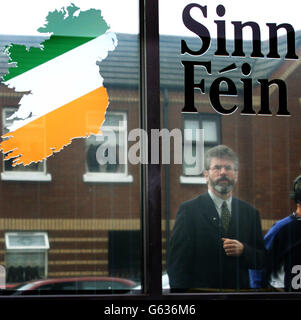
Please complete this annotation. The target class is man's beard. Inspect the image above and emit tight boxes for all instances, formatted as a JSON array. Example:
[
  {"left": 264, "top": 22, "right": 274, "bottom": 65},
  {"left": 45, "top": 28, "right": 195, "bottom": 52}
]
[{"left": 209, "top": 176, "right": 235, "bottom": 194}]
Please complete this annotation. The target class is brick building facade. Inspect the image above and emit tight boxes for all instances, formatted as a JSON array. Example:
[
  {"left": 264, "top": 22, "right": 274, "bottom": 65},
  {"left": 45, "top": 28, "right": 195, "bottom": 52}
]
[{"left": 0, "top": 33, "right": 300, "bottom": 284}]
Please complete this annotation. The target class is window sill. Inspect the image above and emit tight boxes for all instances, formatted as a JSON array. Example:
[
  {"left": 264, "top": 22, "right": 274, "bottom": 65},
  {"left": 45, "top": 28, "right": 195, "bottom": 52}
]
[
  {"left": 83, "top": 173, "right": 134, "bottom": 183},
  {"left": 1, "top": 172, "right": 52, "bottom": 182},
  {"left": 180, "top": 175, "right": 207, "bottom": 184}
]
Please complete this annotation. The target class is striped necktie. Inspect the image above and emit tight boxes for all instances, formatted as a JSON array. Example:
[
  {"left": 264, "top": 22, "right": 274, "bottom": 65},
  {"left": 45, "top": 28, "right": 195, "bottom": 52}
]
[{"left": 221, "top": 201, "right": 231, "bottom": 232}]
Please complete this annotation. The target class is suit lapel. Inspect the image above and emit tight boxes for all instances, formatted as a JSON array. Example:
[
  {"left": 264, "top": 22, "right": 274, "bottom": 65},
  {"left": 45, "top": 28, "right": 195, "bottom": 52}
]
[{"left": 200, "top": 193, "right": 220, "bottom": 231}]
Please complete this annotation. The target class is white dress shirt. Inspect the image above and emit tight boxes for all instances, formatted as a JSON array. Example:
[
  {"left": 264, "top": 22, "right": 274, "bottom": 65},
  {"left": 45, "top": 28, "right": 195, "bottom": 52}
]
[{"left": 208, "top": 189, "right": 232, "bottom": 219}]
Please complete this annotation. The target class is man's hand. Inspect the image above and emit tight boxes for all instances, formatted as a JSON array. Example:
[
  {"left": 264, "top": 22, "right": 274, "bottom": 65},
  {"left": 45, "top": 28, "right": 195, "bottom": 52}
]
[{"left": 222, "top": 238, "right": 244, "bottom": 256}]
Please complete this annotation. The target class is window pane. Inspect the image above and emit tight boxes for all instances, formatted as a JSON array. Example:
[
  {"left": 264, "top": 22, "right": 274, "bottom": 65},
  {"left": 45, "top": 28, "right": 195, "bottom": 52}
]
[
  {"left": 86, "top": 112, "right": 127, "bottom": 175},
  {"left": 182, "top": 115, "right": 220, "bottom": 178},
  {"left": 2, "top": 108, "right": 45, "bottom": 173},
  {"left": 183, "top": 119, "right": 199, "bottom": 141},
  {"left": 103, "top": 114, "right": 125, "bottom": 127},
  {"left": 203, "top": 120, "right": 217, "bottom": 143},
  {"left": 6, "top": 233, "right": 48, "bottom": 249},
  {"left": 6, "top": 252, "right": 46, "bottom": 282},
  {"left": 0, "top": 0, "right": 141, "bottom": 294},
  {"left": 160, "top": 0, "right": 301, "bottom": 294},
  {"left": 182, "top": 118, "right": 204, "bottom": 176}
]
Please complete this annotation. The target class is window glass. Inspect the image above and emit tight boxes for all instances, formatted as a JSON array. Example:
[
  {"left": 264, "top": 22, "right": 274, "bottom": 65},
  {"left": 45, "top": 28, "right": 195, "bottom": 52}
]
[
  {"left": 2, "top": 108, "right": 47, "bottom": 178},
  {"left": 0, "top": 0, "right": 141, "bottom": 293},
  {"left": 5, "top": 232, "right": 49, "bottom": 249},
  {"left": 6, "top": 252, "right": 47, "bottom": 283},
  {"left": 84, "top": 111, "right": 129, "bottom": 179},
  {"left": 182, "top": 114, "right": 220, "bottom": 179},
  {"left": 203, "top": 120, "right": 217, "bottom": 143},
  {"left": 160, "top": 0, "right": 301, "bottom": 294}
]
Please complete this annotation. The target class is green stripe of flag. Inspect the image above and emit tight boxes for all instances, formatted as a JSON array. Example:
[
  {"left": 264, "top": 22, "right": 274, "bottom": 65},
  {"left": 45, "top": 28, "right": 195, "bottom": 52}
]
[
  {"left": 4, "top": 4, "right": 109, "bottom": 81},
  {"left": 4, "top": 36, "right": 95, "bottom": 80}
]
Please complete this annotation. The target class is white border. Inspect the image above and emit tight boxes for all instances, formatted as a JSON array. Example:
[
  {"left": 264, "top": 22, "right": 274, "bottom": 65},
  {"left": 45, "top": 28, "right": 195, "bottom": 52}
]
[
  {"left": 180, "top": 175, "right": 207, "bottom": 185},
  {"left": 1, "top": 172, "right": 52, "bottom": 182},
  {"left": 83, "top": 173, "right": 133, "bottom": 183}
]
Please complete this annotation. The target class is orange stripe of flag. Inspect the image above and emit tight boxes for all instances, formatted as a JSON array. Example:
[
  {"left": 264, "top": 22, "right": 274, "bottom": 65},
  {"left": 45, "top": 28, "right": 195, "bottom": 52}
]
[{"left": 0, "top": 86, "right": 109, "bottom": 166}]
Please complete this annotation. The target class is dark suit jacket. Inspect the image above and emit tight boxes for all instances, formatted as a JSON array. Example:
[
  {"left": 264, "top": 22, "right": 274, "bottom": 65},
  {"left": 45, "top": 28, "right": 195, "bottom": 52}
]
[{"left": 167, "top": 192, "right": 266, "bottom": 290}]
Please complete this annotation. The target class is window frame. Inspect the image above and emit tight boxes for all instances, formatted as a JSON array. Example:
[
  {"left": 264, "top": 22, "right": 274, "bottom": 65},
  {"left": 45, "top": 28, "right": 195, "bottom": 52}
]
[
  {"left": 0, "top": 0, "right": 298, "bottom": 304},
  {"left": 83, "top": 110, "right": 134, "bottom": 183},
  {"left": 5, "top": 232, "right": 50, "bottom": 281},
  {"left": 180, "top": 113, "right": 221, "bottom": 184},
  {"left": 5, "top": 232, "right": 49, "bottom": 250}
]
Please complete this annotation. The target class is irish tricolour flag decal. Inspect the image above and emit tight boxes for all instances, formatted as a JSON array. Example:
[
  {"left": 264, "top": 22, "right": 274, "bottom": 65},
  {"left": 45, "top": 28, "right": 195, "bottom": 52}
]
[{"left": 0, "top": 2, "right": 117, "bottom": 166}]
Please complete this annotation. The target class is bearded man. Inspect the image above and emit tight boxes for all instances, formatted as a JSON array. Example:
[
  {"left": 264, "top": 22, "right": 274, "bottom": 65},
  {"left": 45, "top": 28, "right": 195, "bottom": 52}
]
[{"left": 167, "top": 145, "right": 266, "bottom": 291}]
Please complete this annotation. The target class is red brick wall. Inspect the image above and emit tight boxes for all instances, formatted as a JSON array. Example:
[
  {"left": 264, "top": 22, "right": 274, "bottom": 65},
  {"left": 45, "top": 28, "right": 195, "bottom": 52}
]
[{"left": 0, "top": 58, "right": 300, "bottom": 277}]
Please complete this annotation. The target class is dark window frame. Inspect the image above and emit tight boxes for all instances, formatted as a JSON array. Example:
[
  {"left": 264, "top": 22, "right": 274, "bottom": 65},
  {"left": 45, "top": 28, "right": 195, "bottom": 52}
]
[{"left": 0, "top": 0, "right": 299, "bottom": 303}]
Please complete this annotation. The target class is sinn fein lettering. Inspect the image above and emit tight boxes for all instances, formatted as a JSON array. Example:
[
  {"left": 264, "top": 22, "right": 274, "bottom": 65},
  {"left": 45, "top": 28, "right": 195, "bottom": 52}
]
[{"left": 181, "top": 4, "right": 299, "bottom": 116}]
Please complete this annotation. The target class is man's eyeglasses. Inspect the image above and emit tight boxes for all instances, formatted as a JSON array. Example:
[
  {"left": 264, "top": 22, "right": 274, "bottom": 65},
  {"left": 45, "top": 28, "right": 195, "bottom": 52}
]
[{"left": 209, "top": 165, "right": 236, "bottom": 173}]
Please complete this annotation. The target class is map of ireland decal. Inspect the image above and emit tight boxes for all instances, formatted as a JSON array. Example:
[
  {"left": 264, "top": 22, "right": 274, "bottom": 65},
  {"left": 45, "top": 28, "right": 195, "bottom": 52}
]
[{"left": 0, "top": 3, "right": 117, "bottom": 166}]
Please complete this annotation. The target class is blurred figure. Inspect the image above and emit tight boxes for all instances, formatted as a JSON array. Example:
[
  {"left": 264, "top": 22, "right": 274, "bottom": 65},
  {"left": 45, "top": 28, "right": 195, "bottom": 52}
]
[
  {"left": 253, "top": 175, "right": 301, "bottom": 291},
  {"left": 167, "top": 145, "right": 266, "bottom": 291}
]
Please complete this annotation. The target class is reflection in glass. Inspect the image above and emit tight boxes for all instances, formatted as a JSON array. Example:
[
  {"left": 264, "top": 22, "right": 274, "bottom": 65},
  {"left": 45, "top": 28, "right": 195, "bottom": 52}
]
[
  {"left": 2, "top": 108, "right": 44, "bottom": 173},
  {"left": 160, "top": 0, "right": 301, "bottom": 293},
  {"left": 86, "top": 112, "right": 127, "bottom": 175},
  {"left": 0, "top": 1, "right": 141, "bottom": 293},
  {"left": 203, "top": 120, "right": 217, "bottom": 143}
]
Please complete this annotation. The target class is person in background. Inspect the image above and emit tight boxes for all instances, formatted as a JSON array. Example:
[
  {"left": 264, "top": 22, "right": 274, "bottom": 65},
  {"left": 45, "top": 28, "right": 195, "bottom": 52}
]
[
  {"left": 251, "top": 175, "right": 301, "bottom": 291},
  {"left": 167, "top": 145, "right": 266, "bottom": 291}
]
